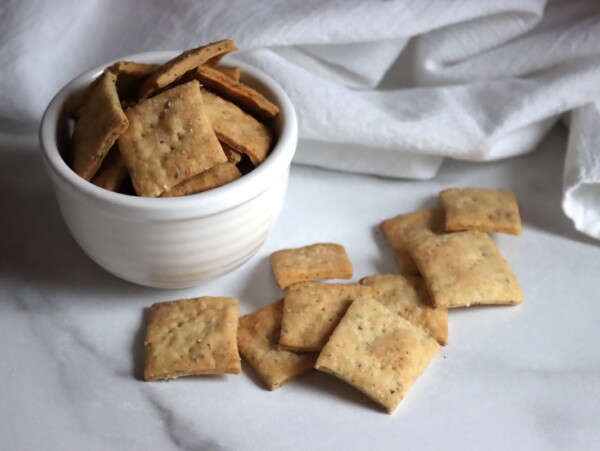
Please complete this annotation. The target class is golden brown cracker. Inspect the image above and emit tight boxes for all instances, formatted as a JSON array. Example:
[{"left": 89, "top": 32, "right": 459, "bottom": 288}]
[
  {"left": 91, "top": 146, "right": 129, "bottom": 192},
  {"left": 409, "top": 231, "right": 524, "bottom": 309},
  {"left": 380, "top": 209, "right": 444, "bottom": 275},
  {"left": 238, "top": 300, "right": 317, "bottom": 390},
  {"left": 144, "top": 296, "right": 241, "bottom": 381},
  {"left": 440, "top": 187, "right": 522, "bottom": 235},
  {"left": 117, "top": 80, "right": 227, "bottom": 197},
  {"left": 270, "top": 243, "right": 353, "bottom": 289},
  {"left": 138, "top": 39, "right": 238, "bottom": 99},
  {"left": 109, "top": 61, "right": 161, "bottom": 102},
  {"left": 70, "top": 71, "right": 129, "bottom": 181},
  {"left": 279, "top": 283, "right": 373, "bottom": 352},
  {"left": 161, "top": 162, "right": 241, "bottom": 197},
  {"left": 217, "top": 66, "right": 242, "bottom": 82},
  {"left": 190, "top": 65, "right": 279, "bottom": 120},
  {"left": 315, "top": 297, "right": 440, "bottom": 414},
  {"left": 221, "top": 142, "right": 243, "bottom": 164},
  {"left": 359, "top": 274, "right": 448, "bottom": 346},
  {"left": 201, "top": 89, "right": 273, "bottom": 165}
]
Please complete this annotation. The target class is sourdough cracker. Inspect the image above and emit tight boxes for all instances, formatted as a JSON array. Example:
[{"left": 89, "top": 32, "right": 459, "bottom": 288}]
[
  {"left": 138, "top": 39, "right": 238, "bottom": 99},
  {"left": 217, "top": 66, "right": 241, "bottom": 82},
  {"left": 118, "top": 81, "right": 227, "bottom": 197},
  {"left": 440, "top": 187, "right": 522, "bottom": 235},
  {"left": 409, "top": 231, "right": 524, "bottom": 309},
  {"left": 238, "top": 300, "right": 317, "bottom": 390},
  {"left": 201, "top": 89, "right": 273, "bottom": 165},
  {"left": 190, "top": 65, "right": 279, "bottom": 120},
  {"left": 70, "top": 71, "right": 129, "bottom": 181},
  {"left": 380, "top": 209, "right": 444, "bottom": 275},
  {"left": 270, "top": 243, "right": 353, "bottom": 289},
  {"left": 359, "top": 274, "right": 448, "bottom": 345},
  {"left": 144, "top": 297, "right": 241, "bottom": 381},
  {"left": 315, "top": 297, "right": 440, "bottom": 414},
  {"left": 161, "top": 163, "right": 241, "bottom": 197},
  {"left": 91, "top": 146, "right": 129, "bottom": 192},
  {"left": 221, "top": 142, "right": 243, "bottom": 164},
  {"left": 109, "top": 61, "right": 161, "bottom": 102},
  {"left": 279, "top": 283, "right": 373, "bottom": 352}
]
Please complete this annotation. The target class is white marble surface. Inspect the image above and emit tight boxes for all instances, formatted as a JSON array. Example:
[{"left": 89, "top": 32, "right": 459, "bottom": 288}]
[{"left": 2, "top": 125, "right": 599, "bottom": 451}]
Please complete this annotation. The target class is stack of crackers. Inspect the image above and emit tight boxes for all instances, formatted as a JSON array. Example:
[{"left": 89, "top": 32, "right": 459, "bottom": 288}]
[
  {"left": 63, "top": 40, "right": 278, "bottom": 197},
  {"left": 143, "top": 187, "right": 523, "bottom": 415}
]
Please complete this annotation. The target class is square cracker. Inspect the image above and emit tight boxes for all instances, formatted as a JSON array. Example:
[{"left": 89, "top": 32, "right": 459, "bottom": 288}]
[
  {"left": 238, "top": 300, "right": 317, "bottom": 390},
  {"left": 315, "top": 297, "right": 440, "bottom": 414},
  {"left": 217, "top": 66, "right": 241, "bottom": 82},
  {"left": 70, "top": 71, "right": 129, "bottom": 181},
  {"left": 190, "top": 65, "right": 279, "bottom": 120},
  {"left": 161, "top": 162, "right": 241, "bottom": 197},
  {"left": 359, "top": 274, "right": 448, "bottom": 346},
  {"left": 118, "top": 80, "right": 227, "bottom": 197},
  {"left": 440, "top": 187, "right": 522, "bottom": 235},
  {"left": 91, "top": 146, "right": 129, "bottom": 192},
  {"left": 270, "top": 243, "right": 353, "bottom": 289},
  {"left": 144, "top": 296, "right": 241, "bottom": 381},
  {"left": 409, "top": 231, "right": 524, "bottom": 309},
  {"left": 201, "top": 89, "right": 273, "bottom": 165},
  {"left": 380, "top": 209, "right": 444, "bottom": 275},
  {"left": 279, "top": 282, "right": 373, "bottom": 352},
  {"left": 138, "top": 39, "right": 238, "bottom": 99}
]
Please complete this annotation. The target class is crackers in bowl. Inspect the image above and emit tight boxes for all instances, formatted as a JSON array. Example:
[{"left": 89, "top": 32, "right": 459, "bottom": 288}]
[{"left": 64, "top": 40, "right": 279, "bottom": 197}]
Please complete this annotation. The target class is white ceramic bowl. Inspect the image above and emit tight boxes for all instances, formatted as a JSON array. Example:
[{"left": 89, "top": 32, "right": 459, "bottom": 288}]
[{"left": 39, "top": 51, "right": 297, "bottom": 288}]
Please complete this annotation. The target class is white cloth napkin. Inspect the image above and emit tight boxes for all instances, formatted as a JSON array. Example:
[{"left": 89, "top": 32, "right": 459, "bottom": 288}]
[{"left": 2, "top": 0, "right": 599, "bottom": 238}]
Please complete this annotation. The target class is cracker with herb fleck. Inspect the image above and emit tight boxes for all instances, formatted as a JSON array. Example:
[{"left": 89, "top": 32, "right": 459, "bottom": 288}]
[
  {"left": 201, "top": 89, "right": 273, "bottom": 165},
  {"left": 380, "top": 209, "right": 444, "bottom": 275},
  {"left": 144, "top": 296, "right": 241, "bottom": 381},
  {"left": 138, "top": 39, "right": 238, "bottom": 99},
  {"left": 409, "top": 231, "right": 524, "bottom": 309},
  {"left": 118, "top": 80, "right": 227, "bottom": 197},
  {"left": 440, "top": 187, "right": 522, "bottom": 235},
  {"left": 270, "top": 243, "right": 353, "bottom": 289},
  {"left": 91, "top": 146, "right": 129, "bottom": 192},
  {"left": 315, "top": 297, "right": 440, "bottom": 414},
  {"left": 161, "top": 162, "right": 241, "bottom": 197},
  {"left": 359, "top": 274, "right": 448, "bottom": 346},
  {"left": 70, "top": 71, "right": 129, "bottom": 181},
  {"left": 279, "top": 282, "right": 373, "bottom": 352},
  {"left": 238, "top": 300, "right": 317, "bottom": 390},
  {"left": 189, "top": 65, "right": 279, "bottom": 120}
]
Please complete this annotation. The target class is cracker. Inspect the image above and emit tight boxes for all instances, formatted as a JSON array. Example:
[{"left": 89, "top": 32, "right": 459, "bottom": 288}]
[
  {"left": 221, "top": 142, "right": 243, "bottom": 164},
  {"left": 359, "top": 274, "right": 448, "bottom": 346},
  {"left": 238, "top": 300, "right": 317, "bottom": 390},
  {"left": 70, "top": 71, "right": 129, "bottom": 181},
  {"left": 217, "top": 66, "right": 241, "bottom": 82},
  {"left": 201, "top": 89, "right": 273, "bottom": 165},
  {"left": 380, "top": 209, "right": 444, "bottom": 275},
  {"left": 279, "top": 283, "right": 373, "bottom": 352},
  {"left": 270, "top": 243, "right": 353, "bottom": 289},
  {"left": 118, "top": 80, "right": 227, "bottom": 197},
  {"left": 109, "top": 61, "right": 161, "bottom": 102},
  {"left": 409, "top": 231, "right": 524, "bottom": 309},
  {"left": 91, "top": 146, "right": 129, "bottom": 192},
  {"left": 138, "top": 39, "right": 238, "bottom": 99},
  {"left": 144, "top": 296, "right": 241, "bottom": 381},
  {"left": 190, "top": 65, "right": 279, "bottom": 120},
  {"left": 161, "top": 162, "right": 242, "bottom": 197},
  {"left": 440, "top": 187, "right": 522, "bottom": 235},
  {"left": 315, "top": 297, "right": 440, "bottom": 414}
]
